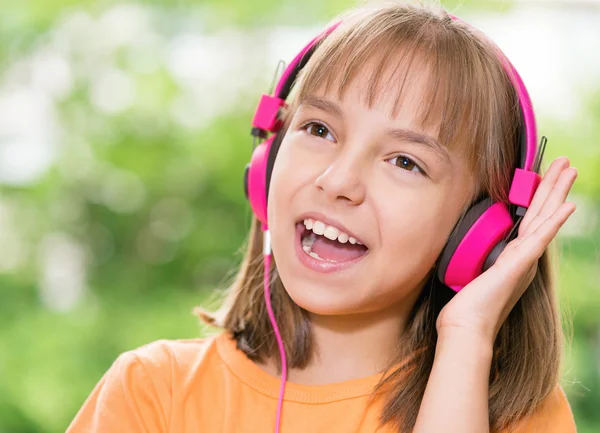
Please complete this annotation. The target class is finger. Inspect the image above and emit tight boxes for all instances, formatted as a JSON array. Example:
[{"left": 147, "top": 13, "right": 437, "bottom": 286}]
[
  {"left": 479, "top": 202, "right": 575, "bottom": 309},
  {"left": 518, "top": 202, "right": 576, "bottom": 260},
  {"left": 519, "top": 157, "right": 570, "bottom": 234},
  {"left": 521, "top": 167, "right": 578, "bottom": 238},
  {"left": 537, "top": 167, "right": 578, "bottom": 219}
]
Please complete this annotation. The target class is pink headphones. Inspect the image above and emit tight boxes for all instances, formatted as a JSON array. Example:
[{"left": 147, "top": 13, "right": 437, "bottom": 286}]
[{"left": 243, "top": 18, "right": 546, "bottom": 293}]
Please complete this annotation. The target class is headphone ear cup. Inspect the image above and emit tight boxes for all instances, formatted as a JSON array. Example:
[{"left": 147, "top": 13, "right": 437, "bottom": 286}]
[
  {"left": 246, "top": 135, "right": 275, "bottom": 226},
  {"left": 437, "top": 198, "right": 514, "bottom": 292}
]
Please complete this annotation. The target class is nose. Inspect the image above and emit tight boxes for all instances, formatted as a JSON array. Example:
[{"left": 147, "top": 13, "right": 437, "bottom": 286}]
[{"left": 314, "top": 148, "right": 367, "bottom": 205}]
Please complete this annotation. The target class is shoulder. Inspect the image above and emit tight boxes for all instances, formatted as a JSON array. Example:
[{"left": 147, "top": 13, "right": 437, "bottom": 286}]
[
  {"left": 127, "top": 333, "right": 220, "bottom": 367},
  {"left": 86, "top": 332, "right": 225, "bottom": 404},
  {"left": 67, "top": 332, "right": 225, "bottom": 433},
  {"left": 509, "top": 384, "right": 577, "bottom": 433},
  {"left": 119, "top": 332, "right": 223, "bottom": 384}
]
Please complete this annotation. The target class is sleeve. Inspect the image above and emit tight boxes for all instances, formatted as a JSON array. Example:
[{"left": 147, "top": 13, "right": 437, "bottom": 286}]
[
  {"left": 66, "top": 349, "right": 171, "bottom": 433},
  {"left": 508, "top": 385, "right": 577, "bottom": 433}
]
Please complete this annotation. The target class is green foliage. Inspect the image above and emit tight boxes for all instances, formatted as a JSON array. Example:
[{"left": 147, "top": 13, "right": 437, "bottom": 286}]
[{"left": 0, "top": 1, "right": 597, "bottom": 432}]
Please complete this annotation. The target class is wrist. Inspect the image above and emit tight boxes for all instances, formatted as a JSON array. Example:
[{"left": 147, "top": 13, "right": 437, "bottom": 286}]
[
  {"left": 436, "top": 307, "right": 501, "bottom": 347},
  {"left": 436, "top": 328, "right": 494, "bottom": 362}
]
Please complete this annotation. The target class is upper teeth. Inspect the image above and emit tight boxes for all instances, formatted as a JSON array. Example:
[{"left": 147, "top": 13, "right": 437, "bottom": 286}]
[{"left": 303, "top": 219, "right": 363, "bottom": 245}]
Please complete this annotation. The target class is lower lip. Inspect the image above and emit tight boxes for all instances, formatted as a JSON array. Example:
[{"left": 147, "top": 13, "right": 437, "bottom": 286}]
[{"left": 294, "top": 223, "right": 368, "bottom": 274}]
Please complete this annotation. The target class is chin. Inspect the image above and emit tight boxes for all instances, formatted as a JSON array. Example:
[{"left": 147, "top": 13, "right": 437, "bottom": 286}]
[{"left": 280, "top": 278, "right": 366, "bottom": 316}]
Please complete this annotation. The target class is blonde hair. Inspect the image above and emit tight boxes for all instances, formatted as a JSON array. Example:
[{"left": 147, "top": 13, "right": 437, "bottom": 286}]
[{"left": 197, "top": 2, "right": 566, "bottom": 432}]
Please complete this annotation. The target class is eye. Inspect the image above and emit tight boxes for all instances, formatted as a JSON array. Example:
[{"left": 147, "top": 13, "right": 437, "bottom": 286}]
[
  {"left": 300, "top": 121, "right": 336, "bottom": 142},
  {"left": 388, "top": 155, "right": 426, "bottom": 175}
]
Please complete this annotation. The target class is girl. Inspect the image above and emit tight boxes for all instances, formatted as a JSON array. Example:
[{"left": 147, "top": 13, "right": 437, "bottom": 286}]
[{"left": 67, "top": 1, "right": 578, "bottom": 432}]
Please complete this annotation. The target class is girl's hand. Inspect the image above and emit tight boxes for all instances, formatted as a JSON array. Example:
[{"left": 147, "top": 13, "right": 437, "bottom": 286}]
[{"left": 436, "top": 157, "right": 578, "bottom": 344}]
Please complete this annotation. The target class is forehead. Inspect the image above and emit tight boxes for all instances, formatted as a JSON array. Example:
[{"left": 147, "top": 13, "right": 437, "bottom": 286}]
[
  {"left": 296, "top": 48, "right": 446, "bottom": 142},
  {"left": 299, "top": 39, "right": 451, "bottom": 126},
  {"left": 352, "top": 57, "right": 433, "bottom": 116}
]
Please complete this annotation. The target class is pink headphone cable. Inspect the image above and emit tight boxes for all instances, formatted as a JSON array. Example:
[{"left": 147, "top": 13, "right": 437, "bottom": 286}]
[{"left": 262, "top": 228, "right": 288, "bottom": 433}]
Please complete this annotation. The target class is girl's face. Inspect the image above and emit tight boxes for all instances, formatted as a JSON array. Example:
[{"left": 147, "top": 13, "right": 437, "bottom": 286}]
[{"left": 267, "top": 68, "right": 477, "bottom": 317}]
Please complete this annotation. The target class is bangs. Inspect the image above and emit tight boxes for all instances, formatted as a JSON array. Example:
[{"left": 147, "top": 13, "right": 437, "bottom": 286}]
[{"left": 290, "top": 6, "right": 519, "bottom": 186}]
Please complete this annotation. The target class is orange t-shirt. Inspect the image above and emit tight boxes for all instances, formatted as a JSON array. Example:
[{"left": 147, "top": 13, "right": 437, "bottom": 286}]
[{"left": 66, "top": 331, "right": 576, "bottom": 433}]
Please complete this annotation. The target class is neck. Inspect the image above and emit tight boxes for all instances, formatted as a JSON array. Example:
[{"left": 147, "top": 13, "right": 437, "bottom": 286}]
[{"left": 256, "top": 291, "right": 421, "bottom": 385}]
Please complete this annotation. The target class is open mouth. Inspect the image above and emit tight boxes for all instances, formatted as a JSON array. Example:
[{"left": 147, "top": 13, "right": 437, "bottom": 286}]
[{"left": 296, "top": 220, "right": 369, "bottom": 264}]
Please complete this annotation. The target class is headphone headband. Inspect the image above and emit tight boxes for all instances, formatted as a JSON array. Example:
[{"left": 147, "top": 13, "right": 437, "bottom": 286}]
[
  {"left": 274, "top": 22, "right": 342, "bottom": 100},
  {"left": 448, "top": 15, "right": 538, "bottom": 172}
]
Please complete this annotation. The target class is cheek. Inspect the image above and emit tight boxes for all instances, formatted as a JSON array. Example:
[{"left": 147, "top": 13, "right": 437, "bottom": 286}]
[
  {"left": 267, "top": 140, "right": 307, "bottom": 230},
  {"left": 268, "top": 137, "right": 322, "bottom": 214},
  {"left": 267, "top": 145, "right": 294, "bottom": 219},
  {"left": 377, "top": 188, "right": 457, "bottom": 260}
]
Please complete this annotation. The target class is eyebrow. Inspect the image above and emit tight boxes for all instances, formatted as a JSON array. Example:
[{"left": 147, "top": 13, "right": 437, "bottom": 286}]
[
  {"left": 300, "top": 96, "right": 345, "bottom": 120},
  {"left": 386, "top": 128, "right": 451, "bottom": 164},
  {"left": 299, "top": 96, "right": 451, "bottom": 164}
]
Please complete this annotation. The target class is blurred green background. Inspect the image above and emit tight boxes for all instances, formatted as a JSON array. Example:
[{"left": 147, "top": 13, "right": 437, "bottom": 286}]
[{"left": 0, "top": 0, "right": 598, "bottom": 431}]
